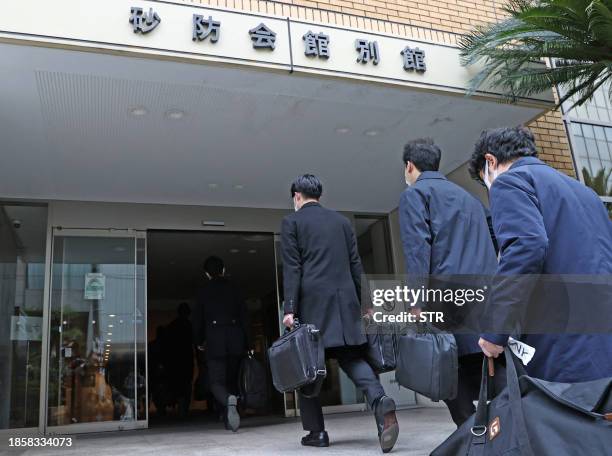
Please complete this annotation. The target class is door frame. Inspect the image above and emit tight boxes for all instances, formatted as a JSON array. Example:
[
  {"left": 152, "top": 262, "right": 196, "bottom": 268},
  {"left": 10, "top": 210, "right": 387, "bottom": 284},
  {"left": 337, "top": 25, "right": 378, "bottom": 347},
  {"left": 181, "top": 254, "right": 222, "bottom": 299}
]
[{"left": 41, "top": 227, "right": 147, "bottom": 435}]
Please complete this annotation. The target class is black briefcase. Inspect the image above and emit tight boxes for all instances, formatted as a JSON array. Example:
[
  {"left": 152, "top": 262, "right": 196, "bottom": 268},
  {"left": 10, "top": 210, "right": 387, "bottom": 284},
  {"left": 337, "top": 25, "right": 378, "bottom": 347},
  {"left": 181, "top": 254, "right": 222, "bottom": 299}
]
[
  {"left": 395, "top": 326, "right": 458, "bottom": 402},
  {"left": 431, "top": 349, "right": 612, "bottom": 456},
  {"left": 268, "top": 320, "right": 326, "bottom": 398},
  {"left": 365, "top": 324, "right": 398, "bottom": 373}
]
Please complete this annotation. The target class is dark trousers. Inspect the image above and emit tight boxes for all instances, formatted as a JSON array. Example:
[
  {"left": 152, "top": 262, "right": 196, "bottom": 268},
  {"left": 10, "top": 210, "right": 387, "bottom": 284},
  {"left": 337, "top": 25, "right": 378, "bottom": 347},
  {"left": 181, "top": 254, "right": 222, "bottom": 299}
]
[
  {"left": 299, "top": 345, "right": 385, "bottom": 432},
  {"left": 443, "top": 353, "right": 506, "bottom": 427},
  {"left": 208, "top": 355, "right": 241, "bottom": 408}
]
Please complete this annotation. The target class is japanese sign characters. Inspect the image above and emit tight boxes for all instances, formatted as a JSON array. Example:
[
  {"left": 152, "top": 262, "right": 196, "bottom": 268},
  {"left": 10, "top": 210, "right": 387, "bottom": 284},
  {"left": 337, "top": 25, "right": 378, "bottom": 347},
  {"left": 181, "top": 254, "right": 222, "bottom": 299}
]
[
  {"left": 401, "top": 46, "right": 426, "bottom": 72},
  {"left": 129, "top": 7, "right": 161, "bottom": 34},
  {"left": 193, "top": 15, "right": 221, "bottom": 42},
  {"left": 355, "top": 39, "right": 380, "bottom": 65},
  {"left": 303, "top": 31, "right": 330, "bottom": 59},
  {"left": 127, "top": 8, "right": 427, "bottom": 73},
  {"left": 249, "top": 23, "right": 276, "bottom": 49}
]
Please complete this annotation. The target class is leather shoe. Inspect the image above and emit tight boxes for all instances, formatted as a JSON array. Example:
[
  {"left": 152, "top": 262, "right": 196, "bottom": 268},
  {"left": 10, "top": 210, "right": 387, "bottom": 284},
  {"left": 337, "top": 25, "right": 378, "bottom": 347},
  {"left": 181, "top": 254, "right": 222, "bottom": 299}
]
[
  {"left": 374, "top": 396, "right": 399, "bottom": 453},
  {"left": 301, "top": 431, "right": 330, "bottom": 447},
  {"left": 225, "top": 395, "right": 240, "bottom": 432}
]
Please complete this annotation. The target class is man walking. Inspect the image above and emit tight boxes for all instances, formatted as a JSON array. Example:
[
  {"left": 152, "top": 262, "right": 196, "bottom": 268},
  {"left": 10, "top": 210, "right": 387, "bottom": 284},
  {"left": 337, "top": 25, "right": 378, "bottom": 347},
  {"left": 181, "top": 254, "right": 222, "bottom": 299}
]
[
  {"left": 281, "top": 174, "right": 399, "bottom": 452},
  {"left": 398, "top": 138, "right": 498, "bottom": 426},
  {"left": 468, "top": 126, "right": 612, "bottom": 382}
]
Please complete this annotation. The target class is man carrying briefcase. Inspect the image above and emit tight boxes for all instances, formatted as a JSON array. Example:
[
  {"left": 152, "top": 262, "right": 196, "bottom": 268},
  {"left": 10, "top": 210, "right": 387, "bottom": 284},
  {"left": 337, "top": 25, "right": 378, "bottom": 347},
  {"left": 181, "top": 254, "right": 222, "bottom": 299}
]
[{"left": 281, "top": 174, "right": 399, "bottom": 453}]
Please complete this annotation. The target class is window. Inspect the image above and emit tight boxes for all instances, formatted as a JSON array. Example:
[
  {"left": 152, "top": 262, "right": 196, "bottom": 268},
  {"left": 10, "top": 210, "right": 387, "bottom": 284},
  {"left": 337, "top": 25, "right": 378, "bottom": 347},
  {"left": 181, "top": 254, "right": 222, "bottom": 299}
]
[{"left": 562, "top": 84, "right": 612, "bottom": 217}]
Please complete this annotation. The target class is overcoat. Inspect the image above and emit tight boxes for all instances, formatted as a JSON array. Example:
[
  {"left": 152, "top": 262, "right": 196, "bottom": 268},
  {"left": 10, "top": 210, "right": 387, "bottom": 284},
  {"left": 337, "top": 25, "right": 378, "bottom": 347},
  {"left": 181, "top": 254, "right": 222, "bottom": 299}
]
[
  {"left": 281, "top": 201, "right": 366, "bottom": 348},
  {"left": 483, "top": 157, "right": 612, "bottom": 382},
  {"left": 398, "top": 171, "right": 498, "bottom": 355}
]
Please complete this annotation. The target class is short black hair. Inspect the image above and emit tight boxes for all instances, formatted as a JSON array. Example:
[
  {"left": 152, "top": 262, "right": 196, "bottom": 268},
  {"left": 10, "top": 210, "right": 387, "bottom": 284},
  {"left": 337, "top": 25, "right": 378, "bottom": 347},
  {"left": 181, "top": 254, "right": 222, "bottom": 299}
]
[
  {"left": 290, "top": 174, "right": 323, "bottom": 199},
  {"left": 204, "top": 256, "right": 224, "bottom": 277},
  {"left": 402, "top": 138, "right": 441, "bottom": 172},
  {"left": 469, "top": 126, "right": 538, "bottom": 181}
]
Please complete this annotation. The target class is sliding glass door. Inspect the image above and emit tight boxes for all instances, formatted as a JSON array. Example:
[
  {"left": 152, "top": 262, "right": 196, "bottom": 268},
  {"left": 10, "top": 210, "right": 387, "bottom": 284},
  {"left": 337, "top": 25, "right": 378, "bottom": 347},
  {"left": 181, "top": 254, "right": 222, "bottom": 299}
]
[{"left": 46, "top": 229, "right": 146, "bottom": 433}]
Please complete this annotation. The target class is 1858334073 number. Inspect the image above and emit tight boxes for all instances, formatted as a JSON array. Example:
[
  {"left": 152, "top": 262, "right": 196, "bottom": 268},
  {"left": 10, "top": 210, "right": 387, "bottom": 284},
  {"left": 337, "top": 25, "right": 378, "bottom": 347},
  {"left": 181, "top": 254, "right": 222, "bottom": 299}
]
[{"left": 8, "top": 437, "right": 73, "bottom": 448}]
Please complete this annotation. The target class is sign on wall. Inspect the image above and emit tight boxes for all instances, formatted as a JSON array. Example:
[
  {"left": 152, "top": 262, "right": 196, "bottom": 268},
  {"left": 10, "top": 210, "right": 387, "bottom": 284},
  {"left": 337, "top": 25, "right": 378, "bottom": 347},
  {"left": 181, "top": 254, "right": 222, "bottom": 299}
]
[
  {"left": 84, "top": 273, "right": 105, "bottom": 300},
  {"left": 0, "top": 0, "right": 553, "bottom": 102}
]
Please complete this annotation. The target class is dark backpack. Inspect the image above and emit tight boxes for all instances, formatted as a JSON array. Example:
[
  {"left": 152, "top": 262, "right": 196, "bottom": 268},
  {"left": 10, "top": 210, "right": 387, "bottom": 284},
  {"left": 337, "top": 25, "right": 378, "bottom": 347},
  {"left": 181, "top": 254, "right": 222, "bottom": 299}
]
[{"left": 239, "top": 352, "right": 268, "bottom": 410}]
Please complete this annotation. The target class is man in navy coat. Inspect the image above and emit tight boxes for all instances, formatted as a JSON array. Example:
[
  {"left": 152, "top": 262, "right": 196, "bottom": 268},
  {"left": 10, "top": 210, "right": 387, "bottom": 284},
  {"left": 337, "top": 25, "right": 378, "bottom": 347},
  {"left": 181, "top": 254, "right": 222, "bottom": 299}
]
[
  {"left": 398, "top": 138, "right": 498, "bottom": 426},
  {"left": 469, "top": 126, "right": 612, "bottom": 382}
]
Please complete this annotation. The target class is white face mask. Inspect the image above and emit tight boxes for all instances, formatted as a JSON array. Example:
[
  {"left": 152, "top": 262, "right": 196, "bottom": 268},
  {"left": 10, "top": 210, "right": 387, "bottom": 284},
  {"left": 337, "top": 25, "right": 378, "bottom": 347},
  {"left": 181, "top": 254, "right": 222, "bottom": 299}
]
[{"left": 483, "top": 161, "right": 498, "bottom": 189}]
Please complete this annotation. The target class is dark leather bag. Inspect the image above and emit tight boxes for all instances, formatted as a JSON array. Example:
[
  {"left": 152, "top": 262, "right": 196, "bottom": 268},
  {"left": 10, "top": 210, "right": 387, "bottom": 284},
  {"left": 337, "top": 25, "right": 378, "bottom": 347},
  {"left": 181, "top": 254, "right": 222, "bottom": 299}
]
[
  {"left": 239, "top": 351, "right": 268, "bottom": 409},
  {"left": 432, "top": 348, "right": 612, "bottom": 456},
  {"left": 365, "top": 323, "right": 398, "bottom": 373},
  {"left": 395, "top": 326, "right": 458, "bottom": 402},
  {"left": 268, "top": 320, "right": 326, "bottom": 398}
]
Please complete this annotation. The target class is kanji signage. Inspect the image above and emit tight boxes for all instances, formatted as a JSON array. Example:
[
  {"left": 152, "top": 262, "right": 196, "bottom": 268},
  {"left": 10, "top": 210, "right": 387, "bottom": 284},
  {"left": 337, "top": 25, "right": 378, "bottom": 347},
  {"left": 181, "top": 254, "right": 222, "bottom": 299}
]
[
  {"left": 129, "top": 7, "right": 161, "bottom": 34},
  {"left": 128, "top": 7, "right": 427, "bottom": 73}
]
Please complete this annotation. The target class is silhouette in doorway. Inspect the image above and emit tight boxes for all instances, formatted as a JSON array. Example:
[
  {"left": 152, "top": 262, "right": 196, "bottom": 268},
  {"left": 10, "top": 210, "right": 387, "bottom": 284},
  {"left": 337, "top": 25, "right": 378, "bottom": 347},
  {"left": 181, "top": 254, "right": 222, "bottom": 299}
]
[
  {"left": 197, "top": 256, "right": 249, "bottom": 432},
  {"left": 165, "top": 302, "right": 195, "bottom": 418}
]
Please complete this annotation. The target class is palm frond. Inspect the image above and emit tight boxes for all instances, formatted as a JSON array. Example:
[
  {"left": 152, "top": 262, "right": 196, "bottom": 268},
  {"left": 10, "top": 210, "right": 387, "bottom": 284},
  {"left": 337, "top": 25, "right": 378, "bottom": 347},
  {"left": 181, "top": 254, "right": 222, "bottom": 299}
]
[{"left": 460, "top": 0, "right": 612, "bottom": 107}]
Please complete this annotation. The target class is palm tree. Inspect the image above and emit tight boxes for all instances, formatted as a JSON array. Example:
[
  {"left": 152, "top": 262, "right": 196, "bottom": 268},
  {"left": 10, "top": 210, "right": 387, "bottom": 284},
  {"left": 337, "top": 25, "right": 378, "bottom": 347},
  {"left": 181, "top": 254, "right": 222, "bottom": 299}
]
[
  {"left": 459, "top": 0, "right": 612, "bottom": 109},
  {"left": 582, "top": 167, "right": 612, "bottom": 217}
]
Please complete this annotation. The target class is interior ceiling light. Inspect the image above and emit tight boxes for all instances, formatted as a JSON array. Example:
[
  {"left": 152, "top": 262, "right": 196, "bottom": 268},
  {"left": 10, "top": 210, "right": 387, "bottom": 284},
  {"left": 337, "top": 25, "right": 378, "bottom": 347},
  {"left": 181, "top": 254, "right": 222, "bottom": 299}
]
[
  {"left": 234, "top": 184, "right": 244, "bottom": 190},
  {"left": 109, "top": 314, "right": 116, "bottom": 318},
  {"left": 208, "top": 183, "right": 218, "bottom": 189},
  {"left": 229, "top": 248, "right": 240, "bottom": 253},
  {"left": 364, "top": 129, "right": 380, "bottom": 137},
  {"left": 128, "top": 106, "right": 148, "bottom": 117},
  {"left": 114, "top": 246, "right": 126, "bottom": 252},
  {"left": 248, "top": 249, "right": 257, "bottom": 254},
  {"left": 242, "top": 234, "right": 269, "bottom": 242},
  {"left": 165, "top": 109, "right": 185, "bottom": 120},
  {"left": 335, "top": 127, "right": 350, "bottom": 134}
]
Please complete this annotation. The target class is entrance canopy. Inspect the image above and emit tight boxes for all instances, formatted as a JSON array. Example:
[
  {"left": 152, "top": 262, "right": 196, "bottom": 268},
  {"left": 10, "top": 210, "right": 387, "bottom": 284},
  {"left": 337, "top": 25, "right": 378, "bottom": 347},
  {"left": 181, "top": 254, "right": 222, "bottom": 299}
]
[{"left": 0, "top": 42, "right": 551, "bottom": 212}]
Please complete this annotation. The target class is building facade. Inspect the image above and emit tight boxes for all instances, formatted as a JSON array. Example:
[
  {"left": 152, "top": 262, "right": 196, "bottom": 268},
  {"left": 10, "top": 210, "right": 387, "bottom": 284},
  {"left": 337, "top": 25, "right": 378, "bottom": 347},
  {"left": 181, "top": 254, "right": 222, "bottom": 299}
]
[{"left": 0, "top": 0, "right": 609, "bottom": 437}]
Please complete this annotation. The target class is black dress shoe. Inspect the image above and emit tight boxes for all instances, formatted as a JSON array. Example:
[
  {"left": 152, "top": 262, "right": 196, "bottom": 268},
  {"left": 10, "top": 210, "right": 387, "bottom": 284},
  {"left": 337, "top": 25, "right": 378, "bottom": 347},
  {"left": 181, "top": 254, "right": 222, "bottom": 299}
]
[
  {"left": 301, "top": 431, "right": 330, "bottom": 447},
  {"left": 374, "top": 396, "right": 399, "bottom": 453}
]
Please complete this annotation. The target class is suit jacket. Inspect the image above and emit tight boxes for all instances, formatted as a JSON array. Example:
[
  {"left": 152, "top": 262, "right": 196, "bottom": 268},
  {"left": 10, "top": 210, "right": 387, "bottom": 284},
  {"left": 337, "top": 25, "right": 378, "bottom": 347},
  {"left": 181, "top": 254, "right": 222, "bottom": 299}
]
[
  {"left": 281, "top": 201, "right": 366, "bottom": 348},
  {"left": 483, "top": 157, "right": 612, "bottom": 382},
  {"left": 197, "top": 277, "right": 248, "bottom": 358},
  {"left": 398, "top": 171, "right": 498, "bottom": 355}
]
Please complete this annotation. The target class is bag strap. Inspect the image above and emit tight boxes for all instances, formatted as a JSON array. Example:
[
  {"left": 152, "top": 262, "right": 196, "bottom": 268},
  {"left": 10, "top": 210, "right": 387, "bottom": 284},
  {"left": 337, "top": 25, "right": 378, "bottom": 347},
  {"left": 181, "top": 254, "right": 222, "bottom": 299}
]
[
  {"left": 299, "top": 327, "right": 327, "bottom": 399},
  {"left": 471, "top": 357, "right": 490, "bottom": 444},
  {"left": 503, "top": 348, "right": 535, "bottom": 455}
]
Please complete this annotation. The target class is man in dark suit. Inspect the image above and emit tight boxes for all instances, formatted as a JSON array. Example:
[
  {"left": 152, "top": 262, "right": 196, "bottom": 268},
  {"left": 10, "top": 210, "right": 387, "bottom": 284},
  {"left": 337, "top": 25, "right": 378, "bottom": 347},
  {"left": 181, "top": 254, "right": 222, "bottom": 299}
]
[
  {"left": 281, "top": 174, "right": 399, "bottom": 453},
  {"left": 469, "top": 126, "right": 612, "bottom": 382},
  {"left": 197, "top": 256, "right": 248, "bottom": 432},
  {"left": 399, "top": 138, "right": 498, "bottom": 426}
]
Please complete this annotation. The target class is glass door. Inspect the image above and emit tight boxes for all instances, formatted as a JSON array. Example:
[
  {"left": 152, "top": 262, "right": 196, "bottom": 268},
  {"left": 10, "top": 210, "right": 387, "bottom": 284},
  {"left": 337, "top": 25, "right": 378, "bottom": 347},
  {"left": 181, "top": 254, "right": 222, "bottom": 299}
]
[{"left": 46, "top": 229, "right": 146, "bottom": 433}]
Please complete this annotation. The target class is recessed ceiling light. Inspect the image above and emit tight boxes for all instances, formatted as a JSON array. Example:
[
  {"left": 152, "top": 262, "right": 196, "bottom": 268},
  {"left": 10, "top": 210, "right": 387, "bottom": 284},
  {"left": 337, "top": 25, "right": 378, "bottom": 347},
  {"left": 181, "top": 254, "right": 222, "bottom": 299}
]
[
  {"left": 107, "top": 339, "right": 112, "bottom": 342},
  {"left": 208, "top": 183, "right": 218, "bottom": 189},
  {"left": 335, "top": 127, "right": 350, "bottom": 134},
  {"left": 364, "top": 129, "right": 380, "bottom": 137},
  {"left": 107, "top": 332, "right": 112, "bottom": 336},
  {"left": 233, "top": 184, "right": 244, "bottom": 190},
  {"left": 109, "top": 314, "right": 116, "bottom": 318},
  {"left": 108, "top": 324, "right": 114, "bottom": 328},
  {"left": 165, "top": 109, "right": 185, "bottom": 120},
  {"left": 229, "top": 248, "right": 240, "bottom": 253},
  {"left": 114, "top": 246, "right": 126, "bottom": 252},
  {"left": 128, "top": 106, "right": 148, "bottom": 117},
  {"left": 248, "top": 249, "right": 257, "bottom": 254}
]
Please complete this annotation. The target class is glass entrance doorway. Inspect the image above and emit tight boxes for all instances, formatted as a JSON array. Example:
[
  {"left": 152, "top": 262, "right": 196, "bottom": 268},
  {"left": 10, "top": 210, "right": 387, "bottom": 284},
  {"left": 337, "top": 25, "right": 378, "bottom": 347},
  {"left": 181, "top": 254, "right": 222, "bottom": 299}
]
[
  {"left": 146, "top": 230, "right": 286, "bottom": 425},
  {"left": 46, "top": 229, "right": 146, "bottom": 433}
]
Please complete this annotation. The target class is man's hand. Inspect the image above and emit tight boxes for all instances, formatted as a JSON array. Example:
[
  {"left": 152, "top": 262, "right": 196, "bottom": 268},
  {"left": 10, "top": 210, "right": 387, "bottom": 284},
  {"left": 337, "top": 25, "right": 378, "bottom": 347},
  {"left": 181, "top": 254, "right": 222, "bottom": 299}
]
[
  {"left": 283, "top": 313, "right": 295, "bottom": 328},
  {"left": 479, "top": 337, "right": 504, "bottom": 358}
]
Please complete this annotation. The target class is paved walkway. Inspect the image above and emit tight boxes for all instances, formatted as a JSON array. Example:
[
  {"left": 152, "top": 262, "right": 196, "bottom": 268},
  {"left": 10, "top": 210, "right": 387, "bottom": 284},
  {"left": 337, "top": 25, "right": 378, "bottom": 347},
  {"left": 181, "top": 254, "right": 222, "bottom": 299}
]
[{"left": 5, "top": 407, "right": 455, "bottom": 456}]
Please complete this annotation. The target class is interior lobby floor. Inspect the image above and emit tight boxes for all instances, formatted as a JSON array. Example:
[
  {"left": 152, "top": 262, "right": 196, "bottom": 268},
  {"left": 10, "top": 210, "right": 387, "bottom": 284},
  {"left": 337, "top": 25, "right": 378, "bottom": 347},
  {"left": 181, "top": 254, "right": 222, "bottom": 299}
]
[{"left": 4, "top": 407, "right": 455, "bottom": 456}]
